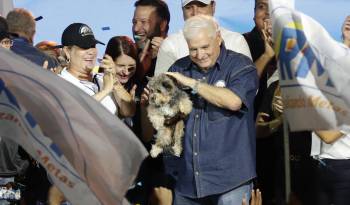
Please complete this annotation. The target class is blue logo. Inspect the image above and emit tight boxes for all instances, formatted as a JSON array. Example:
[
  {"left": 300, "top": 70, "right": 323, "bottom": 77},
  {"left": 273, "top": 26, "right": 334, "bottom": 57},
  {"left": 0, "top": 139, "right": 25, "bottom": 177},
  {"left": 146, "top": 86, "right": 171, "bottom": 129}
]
[
  {"left": 0, "top": 79, "right": 21, "bottom": 110},
  {"left": 278, "top": 26, "right": 334, "bottom": 88}
]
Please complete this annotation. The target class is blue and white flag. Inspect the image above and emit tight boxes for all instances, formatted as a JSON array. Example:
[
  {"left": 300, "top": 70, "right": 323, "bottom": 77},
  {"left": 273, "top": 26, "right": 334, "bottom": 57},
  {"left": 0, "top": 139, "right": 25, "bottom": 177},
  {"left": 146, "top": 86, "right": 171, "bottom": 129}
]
[
  {"left": 0, "top": 48, "right": 148, "bottom": 205},
  {"left": 270, "top": 0, "right": 350, "bottom": 132}
]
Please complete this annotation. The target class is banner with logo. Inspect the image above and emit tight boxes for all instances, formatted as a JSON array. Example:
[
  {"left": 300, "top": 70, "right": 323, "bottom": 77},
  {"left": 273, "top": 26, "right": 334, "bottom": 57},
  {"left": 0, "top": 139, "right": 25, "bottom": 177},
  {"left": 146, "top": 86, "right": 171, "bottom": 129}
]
[
  {"left": 270, "top": 0, "right": 350, "bottom": 131},
  {"left": 0, "top": 48, "right": 148, "bottom": 205}
]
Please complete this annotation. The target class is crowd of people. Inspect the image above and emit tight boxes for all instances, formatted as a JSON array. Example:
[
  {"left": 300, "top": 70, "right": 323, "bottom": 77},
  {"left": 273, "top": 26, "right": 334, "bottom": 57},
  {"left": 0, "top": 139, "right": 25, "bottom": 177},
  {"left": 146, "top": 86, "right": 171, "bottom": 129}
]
[{"left": 0, "top": 0, "right": 349, "bottom": 205}]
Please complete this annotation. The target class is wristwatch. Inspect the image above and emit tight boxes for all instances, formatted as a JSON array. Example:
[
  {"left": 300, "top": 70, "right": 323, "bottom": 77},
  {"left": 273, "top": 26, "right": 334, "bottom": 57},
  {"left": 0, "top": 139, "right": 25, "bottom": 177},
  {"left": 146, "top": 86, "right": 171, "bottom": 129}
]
[{"left": 191, "top": 80, "right": 200, "bottom": 95}]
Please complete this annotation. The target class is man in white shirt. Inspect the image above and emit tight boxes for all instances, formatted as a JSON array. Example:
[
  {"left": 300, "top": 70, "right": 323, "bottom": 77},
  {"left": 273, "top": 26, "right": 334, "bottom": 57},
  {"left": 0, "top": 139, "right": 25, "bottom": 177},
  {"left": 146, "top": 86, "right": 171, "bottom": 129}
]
[{"left": 154, "top": 0, "right": 252, "bottom": 75}]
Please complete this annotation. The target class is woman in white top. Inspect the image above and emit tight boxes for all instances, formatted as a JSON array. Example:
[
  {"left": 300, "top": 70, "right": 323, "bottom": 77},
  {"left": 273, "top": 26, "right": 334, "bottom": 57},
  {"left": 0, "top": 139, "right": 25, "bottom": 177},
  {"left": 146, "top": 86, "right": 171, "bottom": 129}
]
[
  {"left": 311, "top": 18, "right": 350, "bottom": 205},
  {"left": 58, "top": 23, "right": 135, "bottom": 117},
  {"left": 50, "top": 23, "right": 137, "bottom": 205},
  {"left": 312, "top": 130, "right": 350, "bottom": 205}
]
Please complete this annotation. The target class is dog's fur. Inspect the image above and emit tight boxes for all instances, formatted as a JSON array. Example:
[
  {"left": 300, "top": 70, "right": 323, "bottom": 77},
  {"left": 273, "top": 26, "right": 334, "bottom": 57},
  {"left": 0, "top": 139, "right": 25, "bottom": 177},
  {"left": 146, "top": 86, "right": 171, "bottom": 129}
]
[{"left": 147, "top": 74, "right": 192, "bottom": 158}]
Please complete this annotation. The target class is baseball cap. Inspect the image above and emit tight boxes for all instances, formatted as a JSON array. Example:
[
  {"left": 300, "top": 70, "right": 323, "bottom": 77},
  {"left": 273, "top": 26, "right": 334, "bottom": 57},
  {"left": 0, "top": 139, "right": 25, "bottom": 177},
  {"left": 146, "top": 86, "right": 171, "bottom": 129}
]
[
  {"left": 59, "top": 23, "right": 104, "bottom": 49},
  {"left": 182, "top": 0, "right": 213, "bottom": 7}
]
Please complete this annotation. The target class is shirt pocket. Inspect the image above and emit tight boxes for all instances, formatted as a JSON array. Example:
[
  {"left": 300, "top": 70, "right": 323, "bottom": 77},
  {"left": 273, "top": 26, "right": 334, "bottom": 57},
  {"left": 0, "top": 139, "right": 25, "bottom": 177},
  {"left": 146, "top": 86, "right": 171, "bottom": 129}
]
[{"left": 207, "top": 104, "right": 234, "bottom": 121}]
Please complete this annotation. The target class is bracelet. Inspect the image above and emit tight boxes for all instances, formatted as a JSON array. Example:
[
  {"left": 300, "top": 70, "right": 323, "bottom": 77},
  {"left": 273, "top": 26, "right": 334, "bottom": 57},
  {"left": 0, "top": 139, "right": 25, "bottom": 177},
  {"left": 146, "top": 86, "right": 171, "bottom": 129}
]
[{"left": 191, "top": 80, "right": 200, "bottom": 95}]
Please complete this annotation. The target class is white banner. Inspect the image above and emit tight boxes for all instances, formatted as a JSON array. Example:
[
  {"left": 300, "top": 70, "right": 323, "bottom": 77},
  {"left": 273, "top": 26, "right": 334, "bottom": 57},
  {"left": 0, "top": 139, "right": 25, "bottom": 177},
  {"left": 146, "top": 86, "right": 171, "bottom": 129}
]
[
  {"left": 270, "top": 0, "right": 350, "bottom": 132},
  {"left": 0, "top": 81, "right": 100, "bottom": 204},
  {"left": 0, "top": 48, "right": 148, "bottom": 205}
]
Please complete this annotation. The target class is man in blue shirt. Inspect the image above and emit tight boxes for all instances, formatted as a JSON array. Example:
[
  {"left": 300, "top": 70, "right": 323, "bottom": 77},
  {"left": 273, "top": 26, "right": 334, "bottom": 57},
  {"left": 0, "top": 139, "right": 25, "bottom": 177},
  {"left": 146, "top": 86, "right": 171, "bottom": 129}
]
[
  {"left": 164, "top": 15, "right": 259, "bottom": 205},
  {"left": 6, "top": 8, "right": 57, "bottom": 69}
]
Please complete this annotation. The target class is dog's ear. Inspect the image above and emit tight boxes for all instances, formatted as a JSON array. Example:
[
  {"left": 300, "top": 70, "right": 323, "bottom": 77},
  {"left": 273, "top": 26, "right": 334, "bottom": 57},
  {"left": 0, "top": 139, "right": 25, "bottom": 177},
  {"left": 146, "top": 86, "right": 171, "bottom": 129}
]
[
  {"left": 146, "top": 76, "right": 152, "bottom": 81},
  {"left": 162, "top": 79, "right": 173, "bottom": 91},
  {"left": 165, "top": 75, "right": 181, "bottom": 88}
]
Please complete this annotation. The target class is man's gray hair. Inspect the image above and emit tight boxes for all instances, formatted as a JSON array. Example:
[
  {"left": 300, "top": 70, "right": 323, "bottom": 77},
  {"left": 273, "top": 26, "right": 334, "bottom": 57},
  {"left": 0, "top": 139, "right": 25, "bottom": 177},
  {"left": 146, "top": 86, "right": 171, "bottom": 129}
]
[
  {"left": 6, "top": 8, "right": 35, "bottom": 36},
  {"left": 183, "top": 15, "right": 219, "bottom": 40}
]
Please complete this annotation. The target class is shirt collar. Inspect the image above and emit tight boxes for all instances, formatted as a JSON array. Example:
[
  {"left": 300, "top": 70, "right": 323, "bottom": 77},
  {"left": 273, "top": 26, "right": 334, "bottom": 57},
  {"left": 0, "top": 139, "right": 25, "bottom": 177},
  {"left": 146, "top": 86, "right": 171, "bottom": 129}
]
[
  {"left": 216, "top": 42, "right": 228, "bottom": 70},
  {"left": 13, "top": 36, "right": 30, "bottom": 44},
  {"left": 60, "top": 68, "right": 81, "bottom": 84},
  {"left": 60, "top": 68, "right": 99, "bottom": 93}
]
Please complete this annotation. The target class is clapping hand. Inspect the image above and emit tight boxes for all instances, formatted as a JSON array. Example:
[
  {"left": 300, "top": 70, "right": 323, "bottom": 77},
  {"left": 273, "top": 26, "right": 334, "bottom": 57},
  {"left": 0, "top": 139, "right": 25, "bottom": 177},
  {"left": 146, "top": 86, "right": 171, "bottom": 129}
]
[
  {"left": 262, "top": 19, "right": 275, "bottom": 58},
  {"left": 150, "top": 37, "right": 164, "bottom": 59},
  {"left": 100, "top": 55, "right": 117, "bottom": 93}
]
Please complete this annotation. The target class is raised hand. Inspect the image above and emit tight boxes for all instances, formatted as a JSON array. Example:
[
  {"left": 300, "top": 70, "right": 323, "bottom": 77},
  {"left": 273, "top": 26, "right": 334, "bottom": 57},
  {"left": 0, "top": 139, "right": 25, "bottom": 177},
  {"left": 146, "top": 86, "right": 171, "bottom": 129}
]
[
  {"left": 262, "top": 19, "right": 275, "bottom": 58},
  {"left": 100, "top": 54, "right": 116, "bottom": 76},
  {"left": 130, "top": 84, "right": 137, "bottom": 101},
  {"left": 103, "top": 72, "right": 114, "bottom": 93},
  {"left": 42, "top": 60, "right": 49, "bottom": 69},
  {"left": 150, "top": 37, "right": 164, "bottom": 59},
  {"left": 342, "top": 16, "right": 350, "bottom": 47},
  {"left": 140, "top": 87, "right": 150, "bottom": 106}
]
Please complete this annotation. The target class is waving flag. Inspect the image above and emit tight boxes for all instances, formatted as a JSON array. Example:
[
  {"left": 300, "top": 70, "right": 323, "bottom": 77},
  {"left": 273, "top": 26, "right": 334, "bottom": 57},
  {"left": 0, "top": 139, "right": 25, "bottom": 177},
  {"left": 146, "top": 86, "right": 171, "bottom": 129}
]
[
  {"left": 0, "top": 48, "right": 148, "bottom": 205},
  {"left": 270, "top": 0, "right": 350, "bottom": 131}
]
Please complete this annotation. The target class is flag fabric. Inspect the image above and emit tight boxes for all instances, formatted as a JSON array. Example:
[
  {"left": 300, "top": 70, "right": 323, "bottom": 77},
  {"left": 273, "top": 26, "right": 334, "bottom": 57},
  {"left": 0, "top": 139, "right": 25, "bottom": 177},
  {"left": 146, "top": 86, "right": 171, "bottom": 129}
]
[
  {"left": 270, "top": 0, "right": 350, "bottom": 132},
  {"left": 0, "top": 0, "right": 13, "bottom": 16},
  {"left": 0, "top": 48, "right": 148, "bottom": 205}
]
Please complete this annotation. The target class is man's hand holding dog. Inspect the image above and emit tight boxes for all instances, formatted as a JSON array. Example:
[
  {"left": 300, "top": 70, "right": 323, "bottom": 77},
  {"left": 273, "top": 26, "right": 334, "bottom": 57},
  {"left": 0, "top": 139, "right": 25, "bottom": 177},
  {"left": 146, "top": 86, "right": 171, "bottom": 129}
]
[
  {"left": 165, "top": 72, "right": 196, "bottom": 88},
  {"left": 166, "top": 72, "right": 243, "bottom": 111}
]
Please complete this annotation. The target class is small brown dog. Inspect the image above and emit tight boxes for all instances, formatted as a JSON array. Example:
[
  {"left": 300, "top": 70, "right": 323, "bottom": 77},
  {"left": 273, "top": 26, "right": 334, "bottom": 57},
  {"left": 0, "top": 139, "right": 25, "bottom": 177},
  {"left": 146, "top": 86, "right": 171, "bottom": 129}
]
[{"left": 147, "top": 74, "right": 192, "bottom": 158}]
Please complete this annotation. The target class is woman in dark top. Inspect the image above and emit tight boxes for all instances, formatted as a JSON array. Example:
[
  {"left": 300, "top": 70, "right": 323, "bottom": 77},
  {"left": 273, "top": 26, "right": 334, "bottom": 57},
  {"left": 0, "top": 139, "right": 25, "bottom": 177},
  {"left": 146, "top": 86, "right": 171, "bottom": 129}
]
[{"left": 104, "top": 36, "right": 138, "bottom": 126}]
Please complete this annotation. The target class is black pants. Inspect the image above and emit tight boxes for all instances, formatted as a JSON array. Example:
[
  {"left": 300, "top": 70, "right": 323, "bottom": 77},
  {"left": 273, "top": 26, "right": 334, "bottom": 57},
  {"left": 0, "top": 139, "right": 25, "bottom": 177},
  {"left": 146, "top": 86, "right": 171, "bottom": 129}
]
[{"left": 314, "top": 159, "right": 350, "bottom": 205}]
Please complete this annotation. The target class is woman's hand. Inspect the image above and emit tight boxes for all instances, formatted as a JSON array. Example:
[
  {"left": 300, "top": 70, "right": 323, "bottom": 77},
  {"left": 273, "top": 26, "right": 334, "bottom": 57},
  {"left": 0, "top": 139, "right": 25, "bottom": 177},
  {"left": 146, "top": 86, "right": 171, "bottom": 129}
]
[
  {"left": 140, "top": 87, "right": 150, "bottom": 106},
  {"left": 100, "top": 54, "right": 116, "bottom": 75},
  {"left": 262, "top": 19, "right": 275, "bottom": 58},
  {"left": 272, "top": 86, "right": 283, "bottom": 117}
]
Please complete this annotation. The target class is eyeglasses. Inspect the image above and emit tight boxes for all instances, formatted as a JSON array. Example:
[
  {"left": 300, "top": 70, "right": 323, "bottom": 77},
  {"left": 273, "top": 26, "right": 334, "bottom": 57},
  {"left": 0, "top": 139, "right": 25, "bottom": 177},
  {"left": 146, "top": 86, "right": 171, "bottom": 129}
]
[{"left": 0, "top": 39, "right": 13, "bottom": 47}]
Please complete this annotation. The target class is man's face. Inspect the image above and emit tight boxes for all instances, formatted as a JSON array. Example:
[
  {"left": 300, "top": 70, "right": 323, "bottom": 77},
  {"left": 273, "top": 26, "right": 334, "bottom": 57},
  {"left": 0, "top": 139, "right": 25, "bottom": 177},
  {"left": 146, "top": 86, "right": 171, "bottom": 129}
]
[
  {"left": 132, "top": 5, "right": 161, "bottom": 49},
  {"left": 182, "top": 1, "right": 215, "bottom": 20},
  {"left": 187, "top": 29, "right": 221, "bottom": 70},
  {"left": 254, "top": 0, "right": 270, "bottom": 30}
]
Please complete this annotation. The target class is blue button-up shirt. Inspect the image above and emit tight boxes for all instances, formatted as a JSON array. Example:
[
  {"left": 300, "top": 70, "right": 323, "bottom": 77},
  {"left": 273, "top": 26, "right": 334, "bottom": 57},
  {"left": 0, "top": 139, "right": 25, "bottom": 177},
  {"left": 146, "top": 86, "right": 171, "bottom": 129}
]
[
  {"left": 165, "top": 44, "right": 258, "bottom": 198},
  {"left": 11, "top": 37, "right": 58, "bottom": 68}
]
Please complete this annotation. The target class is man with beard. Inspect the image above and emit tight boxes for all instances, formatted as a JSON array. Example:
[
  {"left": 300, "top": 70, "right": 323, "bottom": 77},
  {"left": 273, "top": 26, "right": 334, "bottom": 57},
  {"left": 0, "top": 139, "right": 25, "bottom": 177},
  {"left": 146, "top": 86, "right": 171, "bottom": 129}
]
[
  {"left": 130, "top": 1, "right": 172, "bottom": 205},
  {"left": 132, "top": 0, "right": 170, "bottom": 82}
]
